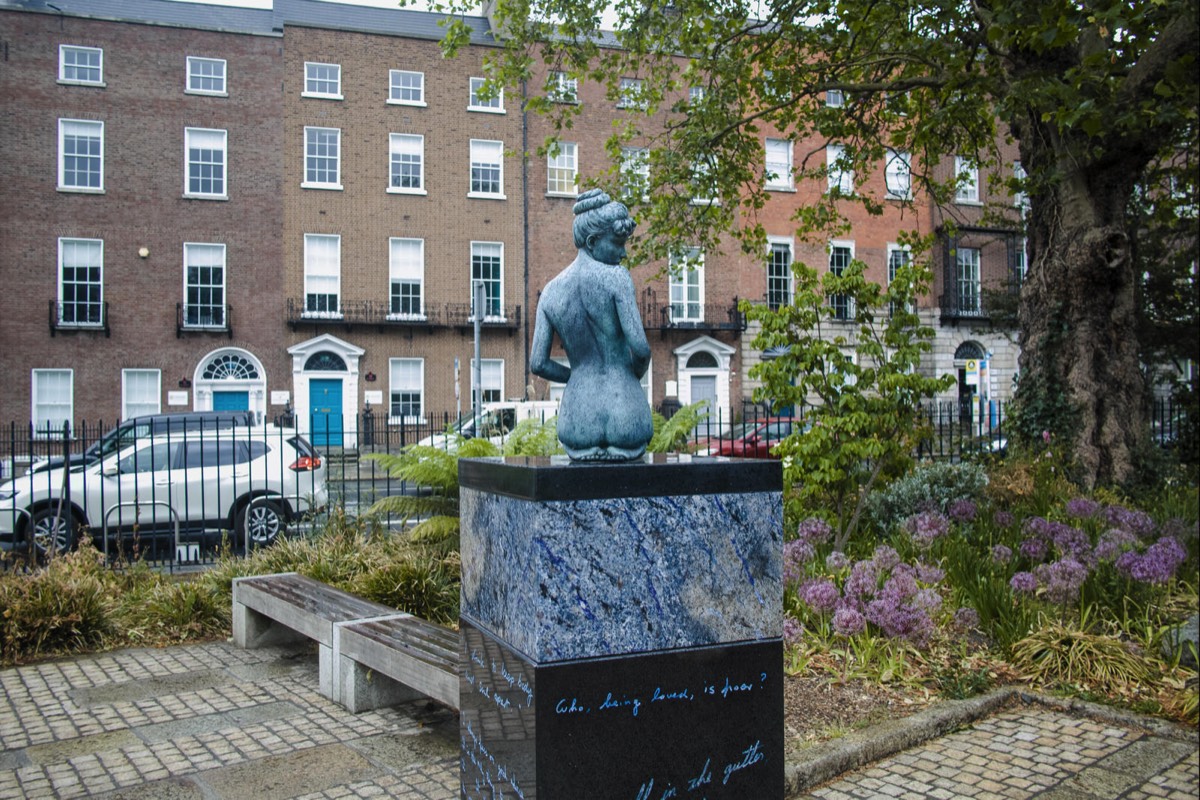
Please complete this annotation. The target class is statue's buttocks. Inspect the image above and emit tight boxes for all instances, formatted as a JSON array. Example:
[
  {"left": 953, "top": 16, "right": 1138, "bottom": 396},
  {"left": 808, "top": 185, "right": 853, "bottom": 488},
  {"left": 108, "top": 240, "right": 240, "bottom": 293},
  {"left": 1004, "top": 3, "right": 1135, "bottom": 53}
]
[{"left": 531, "top": 190, "right": 653, "bottom": 461}]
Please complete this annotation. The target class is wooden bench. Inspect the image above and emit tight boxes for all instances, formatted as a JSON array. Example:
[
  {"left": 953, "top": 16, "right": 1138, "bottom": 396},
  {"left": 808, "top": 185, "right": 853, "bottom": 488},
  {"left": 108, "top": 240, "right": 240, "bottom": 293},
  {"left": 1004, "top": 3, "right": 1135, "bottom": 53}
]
[{"left": 231, "top": 572, "right": 459, "bottom": 713}]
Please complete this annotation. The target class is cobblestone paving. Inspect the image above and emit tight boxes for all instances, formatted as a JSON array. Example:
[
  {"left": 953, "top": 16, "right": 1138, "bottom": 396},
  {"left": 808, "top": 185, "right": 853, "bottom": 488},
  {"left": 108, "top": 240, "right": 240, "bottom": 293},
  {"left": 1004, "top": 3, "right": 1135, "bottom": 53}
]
[
  {"left": 3, "top": 642, "right": 1195, "bottom": 799},
  {"left": 804, "top": 706, "right": 1199, "bottom": 800}
]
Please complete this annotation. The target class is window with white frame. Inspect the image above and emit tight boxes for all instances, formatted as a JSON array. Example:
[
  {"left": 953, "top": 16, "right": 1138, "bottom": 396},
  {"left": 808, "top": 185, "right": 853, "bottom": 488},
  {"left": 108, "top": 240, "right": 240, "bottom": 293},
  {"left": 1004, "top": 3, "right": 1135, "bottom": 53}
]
[
  {"left": 885, "top": 149, "right": 912, "bottom": 199},
  {"left": 304, "top": 127, "right": 341, "bottom": 188},
  {"left": 388, "top": 133, "right": 424, "bottom": 193},
  {"left": 669, "top": 248, "right": 705, "bottom": 323},
  {"left": 828, "top": 241, "right": 855, "bottom": 321},
  {"left": 472, "top": 359, "right": 504, "bottom": 404},
  {"left": 122, "top": 369, "right": 162, "bottom": 418},
  {"left": 955, "top": 156, "right": 979, "bottom": 203},
  {"left": 469, "top": 139, "right": 504, "bottom": 198},
  {"left": 184, "top": 243, "right": 226, "bottom": 327},
  {"left": 1016, "top": 237, "right": 1028, "bottom": 279},
  {"left": 58, "top": 119, "right": 104, "bottom": 191},
  {"left": 617, "top": 77, "right": 645, "bottom": 109},
  {"left": 471, "top": 242, "right": 504, "bottom": 319},
  {"left": 547, "top": 142, "right": 578, "bottom": 195},
  {"left": 1012, "top": 161, "right": 1028, "bottom": 211},
  {"left": 767, "top": 238, "right": 793, "bottom": 311},
  {"left": 691, "top": 156, "right": 718, "bottom": 205},
  {"left": 303, "top": 62, "right": 342, "bottom": 98},
  {"left": 389, "top": 358, "right": 424, "bottom": 422},
  {"left": 620, "top": 146, "right": 650, "bottom": 202},
  {"left": 549, "top": 71, "right": 577, "bottom": 103},
  {"left": 825, "top": 89, "right": 844, "bottom": 107},
  {"left": 827, "top": 143, "right": 854, "bottom": 195},
  {"left": 689, "top": 85, "right": 705, "bottom": 104},
  {"left": 887, "top": 244, "right": 912, "bottom": 314},
  {"left": 765, "top": 138, "right": 793, "bottom": 190},
  {"left": 32, "top": 369, "right": 73, "bottom": 435},
  {"left": 469, "top": 77, "right": 504, "bottom": 112},
  {"left": 957, "top": 247, "right": 981, "bottom": 313},
  {"left": 186, "top": 57, "right": 227, "bottom": 95},
  {"left": 59, "top": 45, "right": 103, "bottom": 85},
  {"left": 304, "top": 234, "right": 341, "bottom": 316},
  {"left": 58, "top": 238, "right": 103, "bottom": 326},
  {"left": 389, "top": 237, "right": 424, "bottom": 317},
  {"left": 185, "top": 128, "right": 227, "bottom": 197},
  {"left": 388, "top": 70, "right": 425, "bottom": 105}
]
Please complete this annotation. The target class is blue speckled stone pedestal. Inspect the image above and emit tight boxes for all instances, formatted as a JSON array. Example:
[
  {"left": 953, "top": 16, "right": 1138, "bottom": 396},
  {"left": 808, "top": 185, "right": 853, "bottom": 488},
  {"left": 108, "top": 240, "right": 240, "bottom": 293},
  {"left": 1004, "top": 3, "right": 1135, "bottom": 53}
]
[{"left": 459, "top": 455, "right": 783, "bottom": 799}]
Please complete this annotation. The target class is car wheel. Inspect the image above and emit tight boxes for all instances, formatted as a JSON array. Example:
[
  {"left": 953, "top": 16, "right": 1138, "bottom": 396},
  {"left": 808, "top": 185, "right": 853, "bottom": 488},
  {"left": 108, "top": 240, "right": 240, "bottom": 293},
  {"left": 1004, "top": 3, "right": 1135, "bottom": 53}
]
[
  {"left": 29, "top": 506, "right": 76, "bottom": 559},
  {"left": 238, "top": 499, "right": 285, "bottom": 548}
]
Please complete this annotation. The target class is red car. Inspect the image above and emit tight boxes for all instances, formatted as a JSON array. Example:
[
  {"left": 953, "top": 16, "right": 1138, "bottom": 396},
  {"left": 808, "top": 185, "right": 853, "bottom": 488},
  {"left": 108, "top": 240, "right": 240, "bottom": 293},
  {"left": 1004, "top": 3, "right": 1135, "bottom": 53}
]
[{"left": 701, "top": 417, "right": 802, "bottom": 459}]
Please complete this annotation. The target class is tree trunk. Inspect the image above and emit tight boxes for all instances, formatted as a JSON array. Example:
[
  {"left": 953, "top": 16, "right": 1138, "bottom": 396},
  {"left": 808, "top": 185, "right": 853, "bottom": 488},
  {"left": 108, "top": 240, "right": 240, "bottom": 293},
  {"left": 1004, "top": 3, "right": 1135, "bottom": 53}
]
[{"left": 1016, "top": 128, "right": 1147, "bottom": 489}]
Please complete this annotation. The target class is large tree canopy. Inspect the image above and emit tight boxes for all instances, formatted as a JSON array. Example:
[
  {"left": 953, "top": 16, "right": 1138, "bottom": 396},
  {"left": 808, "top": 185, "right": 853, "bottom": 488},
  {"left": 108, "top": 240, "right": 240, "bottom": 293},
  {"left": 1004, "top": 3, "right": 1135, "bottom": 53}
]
[{"left": 441, "top": 0, "right": 1199, "bottom": 487}]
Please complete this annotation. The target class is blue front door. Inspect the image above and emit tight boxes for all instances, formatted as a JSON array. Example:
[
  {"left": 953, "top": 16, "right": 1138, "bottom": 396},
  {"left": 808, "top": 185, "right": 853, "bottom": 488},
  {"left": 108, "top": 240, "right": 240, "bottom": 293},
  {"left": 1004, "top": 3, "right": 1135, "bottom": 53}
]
[
  {"left": 310, "top": 379, "right": 344, "bottom": 447},
  {"left": 213, "top": 390, "right": 249, "bottom": 411}
]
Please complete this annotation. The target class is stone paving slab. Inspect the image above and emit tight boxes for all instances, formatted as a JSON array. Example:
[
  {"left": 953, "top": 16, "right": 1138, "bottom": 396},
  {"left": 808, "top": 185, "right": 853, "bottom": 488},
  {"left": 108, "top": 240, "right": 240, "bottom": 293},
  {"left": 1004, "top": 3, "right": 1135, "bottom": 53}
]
[{"left": 2, "top": 641, "right": 1196, "bottom": 799}]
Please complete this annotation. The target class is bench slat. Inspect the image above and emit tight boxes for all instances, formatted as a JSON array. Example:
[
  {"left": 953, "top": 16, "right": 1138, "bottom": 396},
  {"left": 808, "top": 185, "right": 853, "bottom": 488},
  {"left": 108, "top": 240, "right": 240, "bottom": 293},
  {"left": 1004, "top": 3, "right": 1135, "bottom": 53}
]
[
  {"left": 234, "top": 574, "right": 394, "bottom": 645},
  {"left": 338, "top": 617, "right": 459, "bottom": 709}
]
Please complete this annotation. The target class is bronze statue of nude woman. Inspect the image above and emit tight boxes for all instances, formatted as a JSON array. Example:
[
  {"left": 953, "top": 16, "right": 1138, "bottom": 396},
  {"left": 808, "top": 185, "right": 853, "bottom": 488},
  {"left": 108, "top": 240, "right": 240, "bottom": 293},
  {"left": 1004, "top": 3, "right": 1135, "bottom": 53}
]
[{"left": 530, "top": 188, "right": 654, "bottom": 461}]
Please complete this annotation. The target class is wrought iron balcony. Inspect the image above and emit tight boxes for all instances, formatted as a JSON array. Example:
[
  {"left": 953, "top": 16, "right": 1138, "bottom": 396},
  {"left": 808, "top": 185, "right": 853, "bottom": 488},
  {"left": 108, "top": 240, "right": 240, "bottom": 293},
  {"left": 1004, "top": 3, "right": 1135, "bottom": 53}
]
[
  {"left": 444, "top": 303, "right": 521, "bottom": 331},
  {"left": 286, "top": 298, "right": 521, "bottom": 333},
  {"left": 640, "top": 289, "right": 746, "bottom": 332},
  {"left": 177, "top": 303, "right": 232, "bottom": 338},
  {"left": 49, "top": 300, "right": 109, "bottom": 337}
]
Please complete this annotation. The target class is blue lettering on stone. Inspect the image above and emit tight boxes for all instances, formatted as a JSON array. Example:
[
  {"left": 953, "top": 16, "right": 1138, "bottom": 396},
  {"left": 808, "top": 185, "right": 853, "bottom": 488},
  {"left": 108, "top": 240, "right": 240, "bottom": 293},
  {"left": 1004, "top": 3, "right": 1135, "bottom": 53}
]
[
  {"left": 651, "top": 686, "right": 695, "bottom": 703},
  {"left": 555, "top": 697, "right": 590, "bottom": 715},
  {"left": 687, "top": 758, "right": 713, "bottom": 791},
  {"left": 599, "top": 692, "right": 642, "bottom": 717},
  {"left": 720, "top": 677, "right": 754, "bottom": 699},
  {"left": 721, "top": 740, "right": 765, "bottom": 785}
]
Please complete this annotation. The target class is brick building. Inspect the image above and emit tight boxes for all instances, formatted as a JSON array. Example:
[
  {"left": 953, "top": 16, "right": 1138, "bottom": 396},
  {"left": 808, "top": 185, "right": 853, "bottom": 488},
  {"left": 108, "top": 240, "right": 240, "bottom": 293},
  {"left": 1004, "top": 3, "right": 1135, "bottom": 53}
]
[{"left": 0, "top": 0, "right": 1022, "bottom": 442}]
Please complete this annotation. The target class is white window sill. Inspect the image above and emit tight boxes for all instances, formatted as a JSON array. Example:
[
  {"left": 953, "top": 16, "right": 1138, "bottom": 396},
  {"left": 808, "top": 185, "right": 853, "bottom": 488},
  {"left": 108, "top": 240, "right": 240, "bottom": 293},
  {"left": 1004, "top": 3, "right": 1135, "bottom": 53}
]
[
  {"left": 57, "top": 186, "right": 105, "bottom": 194},
  {"left": 467, "top": 106, "right": 506, "bottom": 114},
  {"left": 301, "top": 182, "right": 344, "bottom": 191},
  {"left": 388, "top": 416, "right": 425, "bottom": 426},
  {"left": 387, "top": 99, "right": 427, "bottom": 107},
  {"left": 386, "top": 313, "right": 427, "bottom": 322},
  {"left": 690, "top": 199, "right": 721, "bottom": 207},
  {"left": 886, "top": 193, "right": 913, "bottom": 201},
  {"left": 180, "top": 323, "right": 228, "bottom": 332},
  {"left": 468, "top": 316, "right": 509, "bottom": 324},
  {"left": 185, "top": 89, "right": 228, "bottom": 98},
  {"left": 301, "top": 312, "right": 344, "bottom": 320},
  {"left": 386, "top": 186, "right": 428, "bottom": 196},
  {"left": 57, "top": 79, "right": 105, "bottom": 88},
  {"left": 301, "top": 91, "right": 344, "bottom": 100},
  {"left": 765, "top": 185, "right": 796, "bottom": 193},
  {"left": 546, "top": 190, "right": 579, "bottom": 199},
  {"left": 183, "top": 193, "right": 228, "bottom": 201},
  {"left": 55, "top": 321, "right": 105, "bottom": 330},
  {"left": 467, "top": 191, "right": 507, "bottom": 200},
  {"left": 955, "top": 199, "right": 983, "bottom": 206}
]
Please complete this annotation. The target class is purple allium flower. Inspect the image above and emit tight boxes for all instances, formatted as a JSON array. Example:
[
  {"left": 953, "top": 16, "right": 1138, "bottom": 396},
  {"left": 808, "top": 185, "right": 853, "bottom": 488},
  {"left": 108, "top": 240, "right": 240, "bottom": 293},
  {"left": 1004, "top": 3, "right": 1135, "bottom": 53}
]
[
  {"left": 1105, "top": 506, "right": 1157, "bottom": 539},
  {"left": 915, "top": 562, "right": 945, "bottom": 585},
  {"left": 1019, "top": 537, "right": 1048, "bottom": 561},
  {"left": 825, "top": 551, "right": 850, "bottom": 572},
  {"left": 1023, "top": 516, "right": 1052, "bottom": 537},
  {"left": 832, "top": 606, "right": 866, "bottom": 636},
  {"left": 844, "top": 560, "right": 880, "bottom": 598},
  {"left": 796, "top": 517, "right": 833, "bottom": 546},
  {"left": 783, "top": 539, "right": 814, "bottom": 585},
  {"left": 1033, "top": 558, "right": 1089, "bottom": 604},
  {"left": 872, "top": 545, "right": 902, "bottom": 572},
  {"left": 881, "top": 570, "right": 919, "bottom": 602},
  {"left": 906, "top": 511, "right": 952, "bottom": 548},
  {"left": 993, "top": 511, "right": 1015, "bottom": 528},
  {"left": 1118, "top": 536, "right": 1188, "bottom": 585},
  {"left": 1065, "top": 497, "right": 1101, "bottom": 519},
  {"left": 913, "top": 588, "right": 943, "bottom": 613},
  {"left": 799, "top": 578, "right": 841, "bottom": 613},
  {"left": 1010, "top": 571, "right": 1037, "bottom": 593},
  {"left": 865, "top": 597, "right": 934, "bottom": 645},
  {"left": 947, "top": 499, "right": 978, "bottom": 523},
  {"left": 1049, "top": 521, "right": 1091, "bottom": 561},
  {"left": 783, "top": 616, "right": 804, "bottom": 646},
  {"left": 953, "top": 606, "right": 981, "bottom": 631},
  {"left": 991, "top": 544, "right": 1013, "bottom": 564},
  {"left": 1094, "top": 529, "right": 1138, "bottom": 562}
]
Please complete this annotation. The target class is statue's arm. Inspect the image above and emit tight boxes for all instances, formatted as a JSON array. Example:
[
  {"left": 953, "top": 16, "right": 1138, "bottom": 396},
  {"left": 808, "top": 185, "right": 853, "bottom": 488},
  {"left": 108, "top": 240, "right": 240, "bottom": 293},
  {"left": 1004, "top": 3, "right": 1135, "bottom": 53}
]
[
  {"left": 614, "top": 271, "right": 651, "bottom": 379},
  {"left": 531, "top": 303, "right": 571, "bottom": 383}
]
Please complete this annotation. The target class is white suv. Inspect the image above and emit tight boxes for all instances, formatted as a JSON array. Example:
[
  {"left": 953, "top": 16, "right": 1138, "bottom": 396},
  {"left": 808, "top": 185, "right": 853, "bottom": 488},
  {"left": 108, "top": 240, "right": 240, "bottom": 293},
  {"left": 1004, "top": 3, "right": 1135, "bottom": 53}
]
[{"left": 0, "top": 426, "right": 327, "bottom": 558}]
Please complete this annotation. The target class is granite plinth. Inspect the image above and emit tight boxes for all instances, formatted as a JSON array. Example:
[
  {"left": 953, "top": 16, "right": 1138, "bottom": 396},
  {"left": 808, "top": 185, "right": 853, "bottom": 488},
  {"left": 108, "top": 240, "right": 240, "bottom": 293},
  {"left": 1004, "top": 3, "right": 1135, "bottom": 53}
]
[
  {"left": 460, "top": 457, "right": 783, "bottom": 663},
  {"left": 460, "top": 618, "right": 784, "bottom": 800}
]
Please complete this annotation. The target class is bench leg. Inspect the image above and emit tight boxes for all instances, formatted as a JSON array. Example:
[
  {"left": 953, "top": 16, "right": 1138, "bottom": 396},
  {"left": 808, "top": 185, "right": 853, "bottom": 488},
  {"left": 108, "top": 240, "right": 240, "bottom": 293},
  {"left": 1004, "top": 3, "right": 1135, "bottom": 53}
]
[
  {"left": 232, "top": 602, "right": 308, "bottom": 649},
  {"left": 336, "top": 654, "right": 423, "bottom": 713}
]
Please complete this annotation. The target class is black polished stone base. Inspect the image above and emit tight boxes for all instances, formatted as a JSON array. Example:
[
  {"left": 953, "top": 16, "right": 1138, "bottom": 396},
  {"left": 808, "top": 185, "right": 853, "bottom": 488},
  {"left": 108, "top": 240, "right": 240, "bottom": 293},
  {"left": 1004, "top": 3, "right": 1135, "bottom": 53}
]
[{"left": 460, "top": 617, "right": 784, "bottom": 799}]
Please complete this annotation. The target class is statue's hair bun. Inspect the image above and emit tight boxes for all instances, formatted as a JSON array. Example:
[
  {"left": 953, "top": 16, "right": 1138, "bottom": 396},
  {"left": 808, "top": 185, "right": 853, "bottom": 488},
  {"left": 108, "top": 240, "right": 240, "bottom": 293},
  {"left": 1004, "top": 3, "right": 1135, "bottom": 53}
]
[{"left": 573, "top": 188, "right": 611, "bottom": 216}]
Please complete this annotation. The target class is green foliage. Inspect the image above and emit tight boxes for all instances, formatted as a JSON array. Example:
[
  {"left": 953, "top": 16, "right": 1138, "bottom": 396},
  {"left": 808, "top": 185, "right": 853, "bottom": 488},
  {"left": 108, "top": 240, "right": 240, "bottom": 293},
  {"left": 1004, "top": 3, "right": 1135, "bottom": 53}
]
[
  {"left": 348, "top": 555, "right": 460, "bottom": 625},
  {"left": 128, "top": 580, "right": 228, "bottom": 645},
  {"left": 748, "top": 255, "right": 954, "bottom": 548},
  {"left": 502, "top": 416, "right": 565, "bottom": 456},
  {"left": 865, "top": 461, "right": 989, "bottom": 528},
  {"left": 1010, "top": 618, "right": 1153, "bottom": 696},
  {"left": 648, "top": 401, "right": 709, "bottom": 453}
]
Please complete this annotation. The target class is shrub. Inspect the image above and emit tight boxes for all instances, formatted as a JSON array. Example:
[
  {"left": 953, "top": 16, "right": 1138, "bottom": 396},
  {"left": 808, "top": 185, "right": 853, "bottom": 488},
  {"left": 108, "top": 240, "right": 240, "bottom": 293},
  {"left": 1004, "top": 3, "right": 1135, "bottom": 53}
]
[
  {"left": 1010, "top": 618, "right": 1152, "bottom": 696},
  {"left": 349, "top": 554, "right": 461, "bottom": 625},
  {"left": 865, "top": 461, "right": 988, "bottom": 528}
]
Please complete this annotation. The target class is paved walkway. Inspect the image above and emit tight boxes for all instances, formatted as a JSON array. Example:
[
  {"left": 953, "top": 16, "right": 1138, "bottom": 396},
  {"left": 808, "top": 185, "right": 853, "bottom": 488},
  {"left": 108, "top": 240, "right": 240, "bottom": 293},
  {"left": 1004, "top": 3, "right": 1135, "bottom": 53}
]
[{"left": 0, "top": 641, "right": 1195, "bottom": 799}]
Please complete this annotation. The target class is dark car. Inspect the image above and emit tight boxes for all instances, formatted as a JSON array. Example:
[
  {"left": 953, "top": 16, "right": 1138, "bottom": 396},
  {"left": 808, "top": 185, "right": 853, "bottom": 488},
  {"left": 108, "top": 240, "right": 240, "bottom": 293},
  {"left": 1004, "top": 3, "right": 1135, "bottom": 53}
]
[
  {"left": 30, "top": 411, "right": 255, "bottom": 474},
  {"left": 701, "top": 417, "right": 802, "bottom": 459}
]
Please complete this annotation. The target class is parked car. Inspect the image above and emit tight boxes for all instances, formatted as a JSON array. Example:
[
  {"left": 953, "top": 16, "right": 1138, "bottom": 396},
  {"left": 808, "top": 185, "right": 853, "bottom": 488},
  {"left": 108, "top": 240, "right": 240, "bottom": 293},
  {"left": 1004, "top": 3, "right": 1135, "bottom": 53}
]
[
  {"left": 701, "top": 417, "right": 803, "bottom": 459},
  {"left": 0, "top": 425, "right": 326, "bottom": 559},
  {"left": 418, "top": 400, "right": 559, "bottom": 451},
  {"left": 28, "top": 411, "right": 256, "bottom": 474}
]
